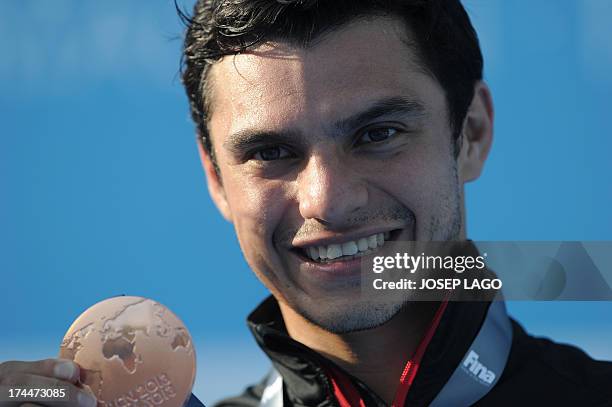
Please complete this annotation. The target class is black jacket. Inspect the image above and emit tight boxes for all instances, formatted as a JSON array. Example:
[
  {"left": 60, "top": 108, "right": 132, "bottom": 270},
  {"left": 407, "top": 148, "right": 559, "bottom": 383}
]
[{"left": 213, "top": 295, "right": 612, "bottom": 407}]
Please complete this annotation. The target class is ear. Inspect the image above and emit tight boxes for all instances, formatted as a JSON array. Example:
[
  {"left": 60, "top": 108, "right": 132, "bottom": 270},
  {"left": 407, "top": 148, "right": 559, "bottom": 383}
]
[
  {"left": 457, "top": 81, "right": 494, "bottom": 183},
  {"left": 197, "top": 140, "right": 233, "bottom": 222}
]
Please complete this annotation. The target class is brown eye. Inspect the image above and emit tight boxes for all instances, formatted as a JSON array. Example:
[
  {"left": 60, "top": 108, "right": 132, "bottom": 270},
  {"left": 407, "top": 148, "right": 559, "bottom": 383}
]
[
  {"left": 359, "top": 127, "right": 398, "bottom": 144},
  {"left": 253, "top": 146, "right": 291, "bottom": 161}
]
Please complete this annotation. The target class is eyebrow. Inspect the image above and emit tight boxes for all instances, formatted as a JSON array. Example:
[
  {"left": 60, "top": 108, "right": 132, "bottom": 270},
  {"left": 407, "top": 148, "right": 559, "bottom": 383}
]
[
  {"left": 223, "top": 128, "right": 305, "bottom": 156},
  {"left": 223, "top": 96, "right": 427, "bottom": 154},
  {"left": 333, "top": 96, "right": 427, "bottom": 135}
]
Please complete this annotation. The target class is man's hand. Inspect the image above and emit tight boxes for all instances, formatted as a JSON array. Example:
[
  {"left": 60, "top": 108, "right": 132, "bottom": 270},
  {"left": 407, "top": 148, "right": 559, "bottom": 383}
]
[{"left": 0, "top": 359, "right": 97, "bottom": 407}]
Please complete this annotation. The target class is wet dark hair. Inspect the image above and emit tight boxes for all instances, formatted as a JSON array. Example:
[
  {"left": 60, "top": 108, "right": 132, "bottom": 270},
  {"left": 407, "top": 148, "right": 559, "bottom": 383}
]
[{"left": 178, "top": 0, "right": 483, "bottom": 164}]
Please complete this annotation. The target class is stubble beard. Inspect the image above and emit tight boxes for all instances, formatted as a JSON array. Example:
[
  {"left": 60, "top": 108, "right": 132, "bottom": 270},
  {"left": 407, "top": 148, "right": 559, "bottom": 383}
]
[{"left": 300, "top": 171, "right": 463, "bottom": 334}]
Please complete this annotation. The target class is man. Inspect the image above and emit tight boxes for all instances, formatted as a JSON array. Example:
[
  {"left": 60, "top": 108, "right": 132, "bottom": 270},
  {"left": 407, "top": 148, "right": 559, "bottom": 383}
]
[
  {"left": 0, "top": 1, "right": 610, "bottom": 406},
  {"left": 178, "top": 0, "right": 612, "bottom": 405}
]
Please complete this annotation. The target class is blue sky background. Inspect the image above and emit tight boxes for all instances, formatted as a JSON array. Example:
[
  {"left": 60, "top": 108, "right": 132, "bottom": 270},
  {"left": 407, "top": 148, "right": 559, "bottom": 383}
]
[{"left": 1, "top": 0, "right": 611, "bottom": 404}]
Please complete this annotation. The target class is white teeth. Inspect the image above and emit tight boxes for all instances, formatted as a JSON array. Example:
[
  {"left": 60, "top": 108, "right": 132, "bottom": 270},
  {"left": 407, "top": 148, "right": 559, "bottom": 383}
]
[
  {"left": 357, "top": 238, "right": 369, "bottom": 252},
  {"left": 319, "top": 246, "right": 328, "bottom": 260},
  {"left": 341, "top": 241, "right": 358, "bottom": 256},
  {"left": 308, "top": 247, "right": 319, "bottom": 260},
  {"left": 327, "top": 244, "right": 342, "bottom": 259},
  {"left": 368, "top": 235, "right": 378, "bottom": 249},
  {"left": 305, "top": 231, "right": 393, "bottom": 262}
]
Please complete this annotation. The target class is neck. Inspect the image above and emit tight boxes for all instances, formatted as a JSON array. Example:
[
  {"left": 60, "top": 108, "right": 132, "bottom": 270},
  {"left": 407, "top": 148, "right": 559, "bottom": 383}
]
[{"left": 279, "top": 301, "right": 438, "bottom": 405}]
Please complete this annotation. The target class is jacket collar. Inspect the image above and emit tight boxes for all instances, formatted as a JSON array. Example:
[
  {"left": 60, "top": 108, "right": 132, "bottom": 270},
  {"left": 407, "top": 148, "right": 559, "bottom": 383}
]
[
  {"left": 249, "top": 298, "right": 500, "bottom": 405},
  {"left": 246, "top": 242, "right": 505, "bottom": 406}
]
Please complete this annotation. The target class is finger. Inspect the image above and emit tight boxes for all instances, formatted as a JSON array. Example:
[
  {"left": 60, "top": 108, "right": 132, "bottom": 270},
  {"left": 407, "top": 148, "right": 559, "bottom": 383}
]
[
  {"left": 0, "top": 373, "right": 96, "bottom": 407},
  {"left": 0, "top": 359, "right": 80, "bottom": 384}
]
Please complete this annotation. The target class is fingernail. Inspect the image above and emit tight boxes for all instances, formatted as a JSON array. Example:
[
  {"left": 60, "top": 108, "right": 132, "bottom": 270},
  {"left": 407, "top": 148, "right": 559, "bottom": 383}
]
[
  {"left": 78, "top": 391, "right": 97, "bottom": 407},
  {"left": 53, "top": 360, "right": 76, "bottom": 380}
]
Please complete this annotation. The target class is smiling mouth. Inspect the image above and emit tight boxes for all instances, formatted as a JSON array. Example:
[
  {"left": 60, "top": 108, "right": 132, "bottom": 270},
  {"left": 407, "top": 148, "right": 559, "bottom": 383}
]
[{"left": 294, "top": 229, "right": 401, "bottom": 264}]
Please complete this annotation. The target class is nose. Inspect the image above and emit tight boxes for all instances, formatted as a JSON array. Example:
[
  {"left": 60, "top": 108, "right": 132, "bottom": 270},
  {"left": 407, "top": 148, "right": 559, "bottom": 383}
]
[{"left": 297, "top": 153, "right": 368, "bottom": 225}]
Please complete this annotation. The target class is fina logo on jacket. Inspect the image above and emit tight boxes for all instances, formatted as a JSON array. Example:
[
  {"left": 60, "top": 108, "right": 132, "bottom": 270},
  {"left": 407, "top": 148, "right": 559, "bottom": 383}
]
[{"left": 461, "top": 350, "right": 496, "bottom": 385}]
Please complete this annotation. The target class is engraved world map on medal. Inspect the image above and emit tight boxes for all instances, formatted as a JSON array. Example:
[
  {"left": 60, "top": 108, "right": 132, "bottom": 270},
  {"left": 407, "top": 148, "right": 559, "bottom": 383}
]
[{"left": 60, "top": 296, "right": 197, "bottom": 407}]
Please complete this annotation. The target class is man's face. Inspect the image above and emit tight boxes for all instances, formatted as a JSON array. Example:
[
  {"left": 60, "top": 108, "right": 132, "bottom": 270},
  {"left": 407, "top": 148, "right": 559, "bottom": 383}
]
[{"left": 203, "top": 17, "right": 467, "bottom": 332}]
